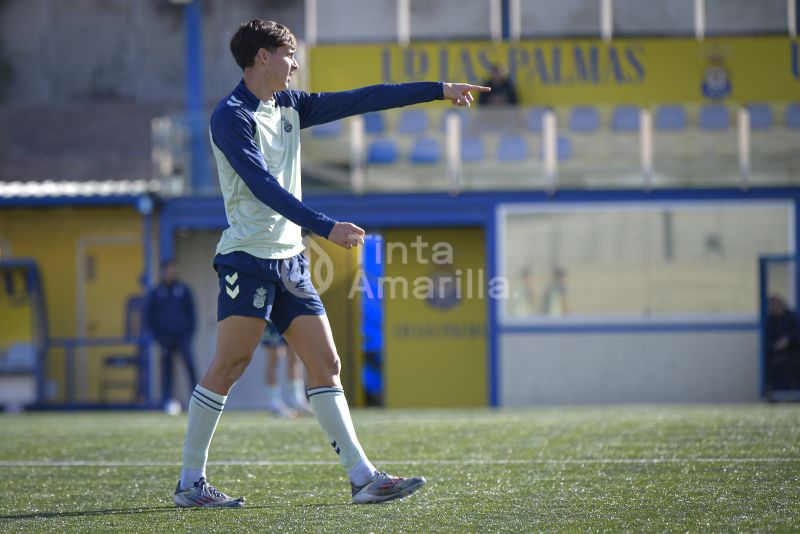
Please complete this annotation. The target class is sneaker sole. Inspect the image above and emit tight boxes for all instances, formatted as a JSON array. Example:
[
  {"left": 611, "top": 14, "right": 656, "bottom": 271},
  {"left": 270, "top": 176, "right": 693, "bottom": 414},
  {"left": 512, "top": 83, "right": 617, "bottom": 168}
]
[
  {"left": 351, "top": 478, "right": 426, "bottom": 504},
  {"left": 174, "top": 496, "right": 245, "bottom": 508}
]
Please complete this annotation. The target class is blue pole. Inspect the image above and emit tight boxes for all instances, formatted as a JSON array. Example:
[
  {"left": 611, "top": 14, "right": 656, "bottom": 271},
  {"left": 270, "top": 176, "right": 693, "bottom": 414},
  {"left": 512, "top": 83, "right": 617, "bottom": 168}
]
[
  {"left": 501, "top": 0, "right": 510, "bottom": 41},
  {"left": 139, "top": 196, "right": 155, "bottom": 289},
  {"left": 758, "top": 257, "right": 767, "bottom": 398},
  {"left": 486, "top": 214, "right": 499, "bottom": 407},
  {"left": 185, "top": 0, "right": 210, "bottom": 193},
  {"left": 140, "top": 198, "right": 154, "bottom": 407},
  {"left": 30, "top": 263, "right": 49, "bottom": 406},
  {"left": 795, "top": 196, "right": 800, "bottom": 329}
]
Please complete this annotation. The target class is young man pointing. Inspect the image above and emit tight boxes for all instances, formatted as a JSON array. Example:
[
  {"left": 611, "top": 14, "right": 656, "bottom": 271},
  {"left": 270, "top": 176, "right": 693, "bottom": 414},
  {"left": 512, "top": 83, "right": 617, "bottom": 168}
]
[{"left": 173, "top": 19, "right": 490, "bottom": 507}]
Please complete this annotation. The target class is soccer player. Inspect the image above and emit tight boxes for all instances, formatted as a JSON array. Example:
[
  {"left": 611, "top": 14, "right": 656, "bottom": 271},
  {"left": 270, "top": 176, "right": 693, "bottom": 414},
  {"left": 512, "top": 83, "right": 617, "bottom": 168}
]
[
  {"left": 262, "top": 320, "right": 311, "bottom": 417},
  {"left": 173, "top": 19, "right": 490, "bottom": 508}
]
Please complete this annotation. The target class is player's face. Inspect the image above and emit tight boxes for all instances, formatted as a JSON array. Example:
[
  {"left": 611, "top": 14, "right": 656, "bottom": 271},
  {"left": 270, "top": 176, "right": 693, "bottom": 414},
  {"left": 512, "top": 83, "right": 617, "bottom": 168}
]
[{"left": 265, "top": 45, "right": 298, "bottom": 91}]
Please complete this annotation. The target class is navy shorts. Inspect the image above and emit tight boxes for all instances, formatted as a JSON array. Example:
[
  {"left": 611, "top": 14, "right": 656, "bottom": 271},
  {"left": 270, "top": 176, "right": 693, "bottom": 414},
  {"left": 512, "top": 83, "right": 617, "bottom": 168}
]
[{"left": 214, "top": 251, "right": 326, "bottom": 334}]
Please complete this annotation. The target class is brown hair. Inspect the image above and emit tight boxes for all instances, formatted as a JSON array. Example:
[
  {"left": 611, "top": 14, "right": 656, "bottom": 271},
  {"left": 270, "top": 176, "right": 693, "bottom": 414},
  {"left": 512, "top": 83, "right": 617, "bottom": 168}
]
[{"left": 229, "top": 20, "right": 296, "bottom": 70}]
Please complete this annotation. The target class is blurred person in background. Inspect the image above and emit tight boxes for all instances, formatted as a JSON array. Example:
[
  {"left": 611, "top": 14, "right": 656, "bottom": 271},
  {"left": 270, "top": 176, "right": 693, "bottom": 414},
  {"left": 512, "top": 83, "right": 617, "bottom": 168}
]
[
  {"left": 510, "top": 267, "right": 537, "bottom": 316},
  {"left": 478, "top": 64, "right": 518, "bottom": 107},
  {"left": 765, "top": 295, "right": 800, "bottom": 392},
  {"left": 261, "top": 320, "right": 311, "bottom": 417},
  {"left": 145, "top": 259, "right": 197, "bottom": 414},
  {"left": 478, "top": 64, "right": 518, "bottom": 131},
  {"left": 172, "top": 19, "right": 490, "bottom": 508},
  {"left": 542, "top": 267, "right": 569, "bottom": 317}
]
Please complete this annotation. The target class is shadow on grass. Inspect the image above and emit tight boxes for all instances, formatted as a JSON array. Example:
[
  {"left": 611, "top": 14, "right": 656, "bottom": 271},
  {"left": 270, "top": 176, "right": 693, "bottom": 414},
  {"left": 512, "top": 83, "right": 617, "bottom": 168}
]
[
  {"left": 1, "top": 506, "right": 178, "bottom": 521},
  {"left": 1, "top": 503, "right": 350, "bottom": 521}
]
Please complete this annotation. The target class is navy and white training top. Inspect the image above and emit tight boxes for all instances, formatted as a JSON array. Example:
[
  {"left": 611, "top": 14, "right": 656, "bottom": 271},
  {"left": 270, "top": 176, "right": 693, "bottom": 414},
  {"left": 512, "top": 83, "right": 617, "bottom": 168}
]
[{"left": 209, "top": 80, "right": 445, "bottom": 259}]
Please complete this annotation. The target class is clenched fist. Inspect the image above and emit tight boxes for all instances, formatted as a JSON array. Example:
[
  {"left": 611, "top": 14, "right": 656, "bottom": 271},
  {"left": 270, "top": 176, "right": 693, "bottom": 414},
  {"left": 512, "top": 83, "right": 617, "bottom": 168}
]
[{"left": 328, "top": 222, "right": 366, "bottom": 249}]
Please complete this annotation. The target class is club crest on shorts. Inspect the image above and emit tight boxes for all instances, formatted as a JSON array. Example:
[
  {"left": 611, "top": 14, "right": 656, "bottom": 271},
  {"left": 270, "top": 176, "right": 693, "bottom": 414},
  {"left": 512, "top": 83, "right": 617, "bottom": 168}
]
[{"left": 253, "top": 286, "right": 268, "bottom": 309}]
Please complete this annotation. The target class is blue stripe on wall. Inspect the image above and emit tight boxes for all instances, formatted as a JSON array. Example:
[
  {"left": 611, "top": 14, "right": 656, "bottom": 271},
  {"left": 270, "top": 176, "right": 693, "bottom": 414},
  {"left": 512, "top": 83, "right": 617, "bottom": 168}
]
[{"left": 500, "top": 322, "right": 758, "bottom": 335}]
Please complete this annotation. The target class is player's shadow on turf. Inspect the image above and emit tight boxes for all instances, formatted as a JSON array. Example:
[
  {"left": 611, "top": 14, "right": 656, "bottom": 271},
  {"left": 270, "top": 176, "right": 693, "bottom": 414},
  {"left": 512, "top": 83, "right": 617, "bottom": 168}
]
[
  {"left": 0, "top": 503, "right": 349, "bottom": 521},
  {"left": 0, "top": 506, "right": 178, "bottom": 521}
]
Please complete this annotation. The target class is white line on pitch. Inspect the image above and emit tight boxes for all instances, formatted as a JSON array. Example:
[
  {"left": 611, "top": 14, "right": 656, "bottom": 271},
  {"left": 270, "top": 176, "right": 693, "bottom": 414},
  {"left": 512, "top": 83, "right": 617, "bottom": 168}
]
[{"left": 0, "top": 458, "right": 798, "bottom": 467}]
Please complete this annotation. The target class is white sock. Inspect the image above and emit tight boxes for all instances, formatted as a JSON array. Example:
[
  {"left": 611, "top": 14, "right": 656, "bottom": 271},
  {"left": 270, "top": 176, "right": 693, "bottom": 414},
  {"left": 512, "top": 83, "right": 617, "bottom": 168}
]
[
  {"left": 307, "top": 386, "right": 377, "bottom": 486},
  {"left": 266, "top": 384, "right": 282, "bottom": 408},
  {"left": 180, "top": 385, "right": 226, "bottom": 489}
]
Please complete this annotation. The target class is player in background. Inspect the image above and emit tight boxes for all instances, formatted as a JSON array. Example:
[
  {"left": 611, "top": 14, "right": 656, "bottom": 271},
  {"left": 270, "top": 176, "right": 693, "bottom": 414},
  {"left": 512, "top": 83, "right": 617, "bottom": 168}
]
[
  {"left": 262, "top": 320, "right": 312, "bottom": 417},
  {"left": 145, "top": 258, "right": 197, "bottom": 414},
  {"left": 172, "top": 19, "right": 490, "bottom": 508}
]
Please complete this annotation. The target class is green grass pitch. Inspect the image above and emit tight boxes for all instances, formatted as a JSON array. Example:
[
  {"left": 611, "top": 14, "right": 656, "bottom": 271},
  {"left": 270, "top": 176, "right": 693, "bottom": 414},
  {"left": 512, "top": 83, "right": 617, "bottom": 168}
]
[{"left": 1, "top": 405, "right": 798, "bottom": 532}]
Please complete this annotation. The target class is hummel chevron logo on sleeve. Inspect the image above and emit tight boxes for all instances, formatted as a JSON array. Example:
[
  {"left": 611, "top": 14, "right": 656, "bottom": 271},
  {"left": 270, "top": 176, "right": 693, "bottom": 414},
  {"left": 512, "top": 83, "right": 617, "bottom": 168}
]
[{"left": 226, "top": 95, "right": 242, "bottom": 107}]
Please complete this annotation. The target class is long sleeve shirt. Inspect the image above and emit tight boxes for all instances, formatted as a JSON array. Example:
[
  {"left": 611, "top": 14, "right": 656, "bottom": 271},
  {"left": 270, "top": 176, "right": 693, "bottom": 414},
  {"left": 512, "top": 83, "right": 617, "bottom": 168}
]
[{"left": 209, "top": 80, "right": 445, "bottom": 259}]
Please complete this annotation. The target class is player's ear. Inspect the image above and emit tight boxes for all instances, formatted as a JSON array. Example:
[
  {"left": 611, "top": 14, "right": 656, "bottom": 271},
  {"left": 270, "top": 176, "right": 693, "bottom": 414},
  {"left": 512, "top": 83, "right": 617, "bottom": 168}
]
[{"left": 257, "top": 48, "right": 269, "bottom": 66}]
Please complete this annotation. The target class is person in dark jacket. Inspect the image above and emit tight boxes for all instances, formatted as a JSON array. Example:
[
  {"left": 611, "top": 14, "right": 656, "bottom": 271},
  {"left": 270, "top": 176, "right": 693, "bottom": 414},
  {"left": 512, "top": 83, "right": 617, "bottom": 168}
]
[
  {"left": 146, "top": 259, "right": 197, "bottom": 411},
  {"left": 478, "top": 64, "right": 518, "bottom": 107},
  {"left": 765, "top": 295, "right": 800, "bottom": 392}
]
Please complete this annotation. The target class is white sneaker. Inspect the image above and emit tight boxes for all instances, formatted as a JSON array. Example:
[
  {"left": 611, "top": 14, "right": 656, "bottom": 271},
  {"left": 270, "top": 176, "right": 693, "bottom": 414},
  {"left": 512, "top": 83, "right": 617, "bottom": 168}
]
[
  {"left": 173, "top": 477, "right": 244, "bottom": 508},
  {"left": 164, "top": 399, "right": 182, "bottom": 416},
  {"left": 267, "top": 401, "right": 296, "bottom": 418},
  {"left": 287, "top": 399, "right": 313, "bottom": 416},
  {"left": 351, "top": 472, "right": 427, "bottom": 504}
]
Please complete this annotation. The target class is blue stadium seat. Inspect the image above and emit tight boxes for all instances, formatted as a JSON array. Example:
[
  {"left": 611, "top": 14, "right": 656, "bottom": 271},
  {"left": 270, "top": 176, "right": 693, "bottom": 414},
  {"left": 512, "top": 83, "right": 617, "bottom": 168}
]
[
  {"left": 461, "top": 137, "right": 485, "bottom": 163},
  {"left": 367, "top": 139, "right": 398, "bottom": 164},
  {"left": 398, "top": 109, "right": 430, "bottom": 135},
  {"left": 409, "top": 137, "right": 442, "bottom": 164},
  {"left": 540, "top": 135, "right": 572, "bottom": 161},
  {"left": 440, "top": 109, "right": 471, "bottom": 132},
  {"left": 363, "top": 112, "right": 386, "bottom": 134},
  {"left": 526, "top": 107, "right": 548, "bottom": 133},
  {"left": 786, "top": 102, "right": 800, "bottom": 129},
  {"left": 612, "top": 106, "right": 640, "bottom": 132},
  {"left": 557, "top": 135, "right": 572, "bottom": 161},
  {"left": 1, "top": 343, "right": 36, "bottom": 373},
  {"left": 311, "top": 119, "right": 343, "bottom": 137},
  {"left": 746, "top": 103, "right": 773, "bottom": 130},
  {"left": 655, "top": 105, "right": 687, "bottom": 131},
  {"left": 497, "top": 134, "right": 528, "bottom": 162},
  {"left": 698, "top": 104, "right": 730, "bottom": 130},
  {"left": 569, "top": 106, "right": 600, "bottom": 132}
]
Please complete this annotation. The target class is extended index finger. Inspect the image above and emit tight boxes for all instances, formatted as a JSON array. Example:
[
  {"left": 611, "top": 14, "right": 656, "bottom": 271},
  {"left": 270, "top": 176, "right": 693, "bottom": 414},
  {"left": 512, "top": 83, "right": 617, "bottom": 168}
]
[{"left": 465, "top": 84, "right": 492, "bottom": 92}]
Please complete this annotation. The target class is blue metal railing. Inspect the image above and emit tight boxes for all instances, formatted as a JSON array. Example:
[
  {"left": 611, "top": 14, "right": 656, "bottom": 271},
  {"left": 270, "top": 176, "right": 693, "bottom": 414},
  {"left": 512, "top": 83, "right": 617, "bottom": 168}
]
[{"left": 45, "top": 336, "right": 153, "bottom": 409}]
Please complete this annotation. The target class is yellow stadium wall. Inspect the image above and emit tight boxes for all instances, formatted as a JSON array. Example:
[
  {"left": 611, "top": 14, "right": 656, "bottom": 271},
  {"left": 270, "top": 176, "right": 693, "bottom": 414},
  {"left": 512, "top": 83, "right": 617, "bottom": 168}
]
[
  {"left": 382, "top": 227, "right": 487, "bottom": 407},
  {"left": 310, "top": 36, "right": 799, "bottom": 105},
  {"left": 0, "top": 206, "right": 147, "bottom": 403},
  {"left": 0, "top": 267, "right": 34, "bottom": 348}
]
